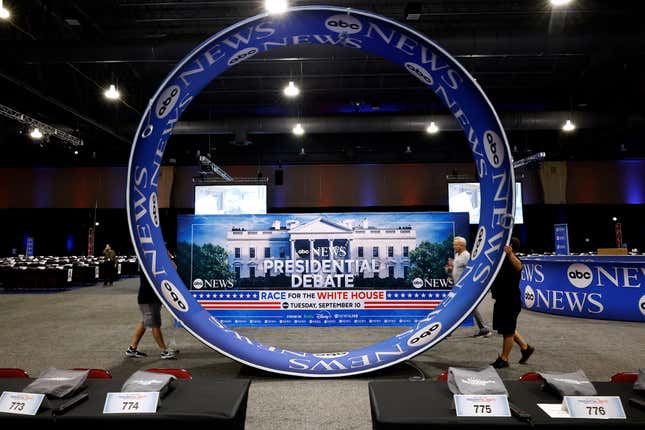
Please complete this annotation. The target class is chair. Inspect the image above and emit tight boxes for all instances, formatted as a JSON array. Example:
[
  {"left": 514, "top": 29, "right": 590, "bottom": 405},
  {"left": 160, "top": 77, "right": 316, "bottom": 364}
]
[
  {"left": 0, "top": 368, "right": 29, "bottom": 378},
  {"left": 436, "top": 371, "right": 449, "bottom": 381},
  {"left": 519, "top": 371, "right": 542, "bottom": 381},
  {"left": 72, "top": 368, "right": 113, "bottom": 379},
  {"left": 145, "top": 368, "right": 193, "bottom": 379},
  {"left": 610, "top": 372, "right": 638, "bottom": 383}
]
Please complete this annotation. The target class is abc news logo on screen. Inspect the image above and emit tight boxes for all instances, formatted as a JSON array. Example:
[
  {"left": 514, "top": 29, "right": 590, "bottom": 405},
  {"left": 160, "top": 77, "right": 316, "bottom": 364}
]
[
  {"left": 412, "top": 277, "right": 452, "bottom": 289},
  {"left": 193, "top": 278, "right": 234, "bottom": 290}
]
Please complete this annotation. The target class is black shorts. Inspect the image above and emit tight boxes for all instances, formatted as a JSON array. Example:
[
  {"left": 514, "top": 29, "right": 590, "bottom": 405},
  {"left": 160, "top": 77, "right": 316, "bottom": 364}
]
[{"left": 493, "top": 300, "right": 521, "bottom": 336}]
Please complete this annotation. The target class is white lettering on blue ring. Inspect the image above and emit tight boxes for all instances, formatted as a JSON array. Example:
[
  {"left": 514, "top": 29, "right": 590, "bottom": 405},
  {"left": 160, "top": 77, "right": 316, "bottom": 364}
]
[{"left": 127, "top": 6, "right": 515, "bottom": 377}]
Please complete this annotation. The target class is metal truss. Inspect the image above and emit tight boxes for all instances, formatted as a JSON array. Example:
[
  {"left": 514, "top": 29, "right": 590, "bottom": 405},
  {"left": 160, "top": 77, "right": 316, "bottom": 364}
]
[{"left": 0, "top": 103, "right": 83, "bottom": 146}]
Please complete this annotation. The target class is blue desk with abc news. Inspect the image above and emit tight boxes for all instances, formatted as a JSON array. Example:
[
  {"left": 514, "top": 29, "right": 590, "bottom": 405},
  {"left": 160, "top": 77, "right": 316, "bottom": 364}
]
[
  {"left": 369, "top": 380, "right": 645, "bottom": 429},
  {"left": 0, "top": 377, "right": 250, "bottom": 428},
  {"left": 518, "top": 255, "right": 645, "bottom": 322}
]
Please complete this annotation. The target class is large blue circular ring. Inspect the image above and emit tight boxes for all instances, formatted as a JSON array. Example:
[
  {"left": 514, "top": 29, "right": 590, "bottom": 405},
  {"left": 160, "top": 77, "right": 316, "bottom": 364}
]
[{"left": 127, "top": 6, "right": 515, "bottom": 377}]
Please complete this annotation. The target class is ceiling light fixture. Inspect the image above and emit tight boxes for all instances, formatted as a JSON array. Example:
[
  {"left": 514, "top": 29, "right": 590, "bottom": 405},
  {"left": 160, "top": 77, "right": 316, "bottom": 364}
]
[
  {"left": 550, "top": 0, "right": 573, "bottom": 6},
  {"left": 562, "top": 119, "right": 576, "bottom": 132},
  {"left": 104, "top": 84, "right": 121, "bottom": 100},
  {"left": 0, "top": 0, "right": 10, "bottom": 20},
  {"left": 283, "top": 81, "right": 300, "bottom": 97},
  {"left": 265, "top": 0, "right": 288, "bottom": 15},
  {"left": 29, "top": 128, "right": 43, "bottom": 140},
  {"left": 426, "top": 121, "right": 439, "bottom": 134},
  {"left": 292, "top": 123, "right": 305, "bottom": 136}
]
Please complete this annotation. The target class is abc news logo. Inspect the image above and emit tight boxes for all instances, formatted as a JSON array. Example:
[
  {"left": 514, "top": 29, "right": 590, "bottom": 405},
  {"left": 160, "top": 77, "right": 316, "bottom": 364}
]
[
  {"left": 193, "top": 278, "right": 234, "bottom": 289},
  {"left": 471, "top": 227, "right": 486, "bottom": 260},
  {"left": 483, "top": 130, "right": 504, "bottom": 169},
  {"left": 523, "top": 285, "right": 536, "bottom": 308},
  {"left": 567, "top": 263, "right": 593, "bottom": 289},
  {"left": 407, "top": 322, "right": 442, "bottom": 347},
  {"left": 404, "top": 62, "right": 433, "bottom": 86},
  {"left": 325, "top": 14, "right": 362, "bottom": 34},
  {"left": 228, "top": 47, "right": 258, "bottom": 66}
]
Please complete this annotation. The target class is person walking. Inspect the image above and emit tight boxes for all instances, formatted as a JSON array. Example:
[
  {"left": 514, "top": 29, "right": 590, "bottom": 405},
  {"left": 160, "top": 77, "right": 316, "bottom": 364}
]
[
  {"left": 490, "top": 237, "right": 535, "bottom": 368},
  {"left": 447, "top": 236, "right": 492, "bottom": 337},
  {"left": 102, "top": 244, "right": 117, "bottom": 286},
  {"left": 125, "top": 270, "right": 177, "bottom": 359}
]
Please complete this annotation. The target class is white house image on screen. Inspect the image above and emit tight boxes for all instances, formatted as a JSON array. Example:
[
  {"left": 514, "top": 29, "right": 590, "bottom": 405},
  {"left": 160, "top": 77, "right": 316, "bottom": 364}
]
[{"left": 225, "top": 218, "right": 417, "bottom": 279}]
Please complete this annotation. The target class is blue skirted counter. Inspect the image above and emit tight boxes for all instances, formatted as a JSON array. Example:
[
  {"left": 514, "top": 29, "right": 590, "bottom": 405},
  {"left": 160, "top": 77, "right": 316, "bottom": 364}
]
[{"left": 519, "top": 255, "right": 645, "bottom": 322}]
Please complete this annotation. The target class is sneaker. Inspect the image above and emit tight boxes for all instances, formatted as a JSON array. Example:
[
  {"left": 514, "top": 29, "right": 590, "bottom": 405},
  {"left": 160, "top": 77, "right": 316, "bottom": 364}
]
[
  {"left": 160, "top": 350, "right": 177, "bottom": 360},
  {"left": 125, "top": 346, "right": 147, "bottom": 358},
  {"left": 473, "top": 329, "right": 493, "bottom": 338},
  {"left": 519, "top": 345, "right": 535, "bottom": 364},
  {"left": 491, "top": 356, "right": 509, "bottom": 369}
]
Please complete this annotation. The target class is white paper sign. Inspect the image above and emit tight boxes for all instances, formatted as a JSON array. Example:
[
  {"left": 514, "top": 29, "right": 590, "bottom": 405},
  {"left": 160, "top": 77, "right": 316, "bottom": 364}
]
[
  {"left": 0, "top": 391, "right": 45, "bottom": 416},
  {"left": 454, "top": 394, "right": 511, "bottom": 417},
  {"left": 103, "top": 392, "right": 159, "bottom": 414},
  {"left": 563, "top": 396, "right": 626, "bottom": 419},
  {"left": 538, "top": 403, "right": 572, "bottom": 418}
]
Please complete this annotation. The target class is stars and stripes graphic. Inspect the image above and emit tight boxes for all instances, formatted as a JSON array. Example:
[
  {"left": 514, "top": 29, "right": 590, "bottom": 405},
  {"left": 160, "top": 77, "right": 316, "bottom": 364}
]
[
  {"left": 363, "top": 291, "right": 446, "bottom": 309},
  {"left": 193, "top": 291, "right": 282, "bottom": 309},
  {"left": 192, "top": 290, "right": 448, "bottom": 310}
]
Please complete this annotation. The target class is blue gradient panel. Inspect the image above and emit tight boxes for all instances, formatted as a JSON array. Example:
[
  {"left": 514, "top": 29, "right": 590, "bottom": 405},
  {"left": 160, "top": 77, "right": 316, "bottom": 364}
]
[
  {"left": 66, "top": 234, "right": 75, "bottom": 254},
  {"left": 621, "top": 160, "right": 645, "bottom": 204}
]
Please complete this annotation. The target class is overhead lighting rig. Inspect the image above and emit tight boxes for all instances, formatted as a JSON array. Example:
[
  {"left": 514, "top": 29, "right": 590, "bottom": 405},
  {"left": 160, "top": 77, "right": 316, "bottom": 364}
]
[
  {"left": 197, "top": 153, "right": 234, "bottom": 182},
  {"left": 513, "top": 152, "right": 547, "bottom": 169},
  {"left": 0, "top": 103, "right": 83, "bottom": 146}
]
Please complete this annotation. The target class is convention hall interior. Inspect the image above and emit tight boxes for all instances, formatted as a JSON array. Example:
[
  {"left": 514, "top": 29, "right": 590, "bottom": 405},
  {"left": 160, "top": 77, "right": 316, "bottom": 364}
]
[{"left": 0, "top": 1, "right": 644, "bottom": 428}]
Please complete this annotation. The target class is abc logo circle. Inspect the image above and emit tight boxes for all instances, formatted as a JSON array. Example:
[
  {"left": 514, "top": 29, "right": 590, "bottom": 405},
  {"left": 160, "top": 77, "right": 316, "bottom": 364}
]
[
  {"left": 407, "top": 322, "right": 442, "bottom": 347},
  {"left": 313, "top": 352, "right": 349, "bottom": 358},
  {"left": 193, "top": 278, "right": 204, "bottom": 289},
  {"left": 325, "top": 14, "right": 362, "bottom": 34},
  {"left": 471, "top": 227, "right": 486, "bottom": 260},
  {"left": 524, "top": 286, "right": 535, "bottom": 309},
  {"left": 412, "top": 278, "right": 424, "bottom": 289},
  {"left": 567, "top": 263, "right": 593, "bottom": 289},
  {"left": 639, "top": 295, "right": 645, "bottom": 317},
  {"left": 155, "top": 85, "right": 180, "bottom": 119},
  {"left": 483, "top": 130, "right": 505, "bottom": 168},
  {"left": 149, "top": 193, "right": 160, "bottom": 228},
  {"left": 281, "top": 302, "right": 289, "bottom": 309},
  {"left": 161, "top": 279, "right": 189, "bottom": 312},
  {"left": 228, "top": 47, "right": 258, "bottom": 66},
  {"left": 404, "top": 62, "right": 434, "bottom": 86}
]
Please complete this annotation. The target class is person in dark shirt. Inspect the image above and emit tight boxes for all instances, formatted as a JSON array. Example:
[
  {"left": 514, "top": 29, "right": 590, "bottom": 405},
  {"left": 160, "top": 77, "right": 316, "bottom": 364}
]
[
  {"left": 125, "top": 270, "right": 177, "bottom": 359},
  {"left": 102, "top": 244, "right": 117, "bottom": 286},
  {"left": 490, "top": 237, "right": 535, "bottom": 368}
]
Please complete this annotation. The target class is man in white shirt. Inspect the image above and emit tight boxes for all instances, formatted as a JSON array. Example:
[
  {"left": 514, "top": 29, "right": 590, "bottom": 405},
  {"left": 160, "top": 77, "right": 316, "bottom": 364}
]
[{"left": 448, "top": 236, "right": 492, "bottom": 337}]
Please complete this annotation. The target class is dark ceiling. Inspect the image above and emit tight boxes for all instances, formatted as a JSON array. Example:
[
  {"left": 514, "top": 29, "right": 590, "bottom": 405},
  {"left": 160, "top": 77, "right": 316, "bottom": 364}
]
[{"left": 0, "top": 0, "right": 643, "bottom": 167}]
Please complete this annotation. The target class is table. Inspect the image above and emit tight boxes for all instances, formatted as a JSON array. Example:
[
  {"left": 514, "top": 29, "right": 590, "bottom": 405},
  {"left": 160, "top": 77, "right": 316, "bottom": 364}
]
[
  {"left": 0, "top": 377, "right": 250, "bottom": 428},
  {"left": 369, "top": 380, "right": 645, "bottom": 429},
  {"left": 519, "top": 255, "right": 645, "bottom": 322}
]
